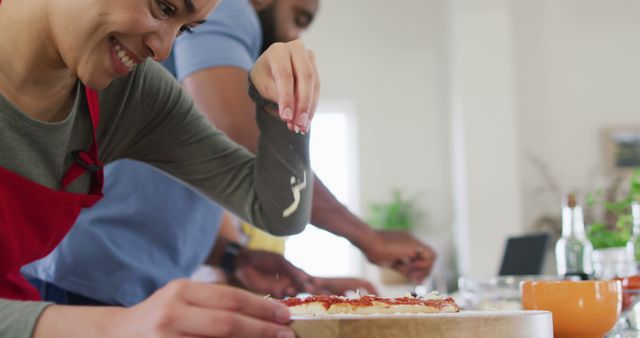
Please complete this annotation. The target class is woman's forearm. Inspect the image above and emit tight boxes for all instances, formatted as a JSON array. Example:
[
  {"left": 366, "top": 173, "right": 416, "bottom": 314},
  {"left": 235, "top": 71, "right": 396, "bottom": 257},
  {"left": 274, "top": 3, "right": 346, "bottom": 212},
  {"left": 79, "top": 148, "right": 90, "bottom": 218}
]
[
  {"left": 0, "top": 300, "right": 121, "bottom": 338},
  {"left": 32, "top": 305, "right": 123, "bottom": 338},
  {"left": 24, "top": 280, "right": 294, "bottom": 338}
]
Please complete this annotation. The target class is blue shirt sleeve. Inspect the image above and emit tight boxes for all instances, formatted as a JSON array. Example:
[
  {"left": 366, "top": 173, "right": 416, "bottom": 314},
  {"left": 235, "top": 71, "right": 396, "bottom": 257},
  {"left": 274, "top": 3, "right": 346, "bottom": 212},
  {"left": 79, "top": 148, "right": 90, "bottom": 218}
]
[{"left": 174, "top": 0, "right": 262, "bottom": 81}]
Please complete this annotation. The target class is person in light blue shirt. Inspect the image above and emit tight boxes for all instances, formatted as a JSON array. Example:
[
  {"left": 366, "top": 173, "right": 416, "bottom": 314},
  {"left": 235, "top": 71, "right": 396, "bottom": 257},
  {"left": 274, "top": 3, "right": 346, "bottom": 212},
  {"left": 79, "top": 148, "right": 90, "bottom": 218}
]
[
  {"left": 171, "top": 0, "right": 436, "bottom": 288},
  {"left": 23, "top": 160, "right": 225, "bottom": 306},
  {"left": 161, "top": 0, "right": 261, "bottom": 78}
]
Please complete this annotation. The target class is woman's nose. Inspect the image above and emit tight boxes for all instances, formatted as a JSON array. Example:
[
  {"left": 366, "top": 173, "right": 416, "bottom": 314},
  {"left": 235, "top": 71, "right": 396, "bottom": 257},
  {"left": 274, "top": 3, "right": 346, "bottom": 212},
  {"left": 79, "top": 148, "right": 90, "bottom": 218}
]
[{"left": 144, "top": 29, "right": 178, "bottom": 62}]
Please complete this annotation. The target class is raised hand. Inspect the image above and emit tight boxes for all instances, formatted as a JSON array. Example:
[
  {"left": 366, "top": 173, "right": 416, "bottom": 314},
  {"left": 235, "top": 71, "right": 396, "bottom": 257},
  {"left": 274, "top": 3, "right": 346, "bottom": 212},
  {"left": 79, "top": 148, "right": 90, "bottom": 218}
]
[{"left": 249, "top": 39, "right": 319, "bottom": 134}]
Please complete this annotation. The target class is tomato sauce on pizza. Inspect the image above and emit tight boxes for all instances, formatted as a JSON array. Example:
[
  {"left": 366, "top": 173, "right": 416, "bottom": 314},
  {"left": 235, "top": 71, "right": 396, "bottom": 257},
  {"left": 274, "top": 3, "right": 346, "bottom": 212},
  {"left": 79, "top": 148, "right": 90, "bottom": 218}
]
[{"left": 281, "top": 294, "right": 461, "bottom": 316}]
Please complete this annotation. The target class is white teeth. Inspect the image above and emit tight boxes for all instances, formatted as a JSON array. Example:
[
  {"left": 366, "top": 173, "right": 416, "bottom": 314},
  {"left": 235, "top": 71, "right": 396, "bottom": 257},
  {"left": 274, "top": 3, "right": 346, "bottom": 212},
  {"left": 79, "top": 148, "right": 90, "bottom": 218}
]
[{"left": 113, "top": 42, "right": 136, "bottom": 71}]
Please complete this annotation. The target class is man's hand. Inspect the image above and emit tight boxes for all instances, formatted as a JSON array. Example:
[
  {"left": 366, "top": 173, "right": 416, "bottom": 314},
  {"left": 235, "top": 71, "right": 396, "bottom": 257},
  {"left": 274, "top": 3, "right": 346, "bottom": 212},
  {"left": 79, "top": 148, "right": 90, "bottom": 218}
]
[
  {"left": 234, "top": 248, "right": 315, "bottom": 298},
  {"left": 361, "top": 230, "right": 436, "bottom": 284},
  {"left": 313, "top": 277, "right": 379, "bottom": 296}
]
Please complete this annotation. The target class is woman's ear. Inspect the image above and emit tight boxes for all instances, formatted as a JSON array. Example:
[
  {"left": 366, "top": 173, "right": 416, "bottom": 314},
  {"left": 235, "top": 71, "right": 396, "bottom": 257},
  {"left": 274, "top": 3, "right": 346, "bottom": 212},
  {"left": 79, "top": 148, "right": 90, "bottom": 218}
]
[{"left": 251, "top": 0, "right": 275, "bottom": 11}]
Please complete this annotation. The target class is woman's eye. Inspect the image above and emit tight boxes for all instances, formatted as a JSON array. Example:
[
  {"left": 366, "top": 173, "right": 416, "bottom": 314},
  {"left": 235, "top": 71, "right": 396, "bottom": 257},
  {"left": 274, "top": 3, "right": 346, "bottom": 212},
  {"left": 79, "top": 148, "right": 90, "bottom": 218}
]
[
  {"left": 157, "top": 0, "right": 176, "bottom": 18},
  {"left": 177, "top": 26, "right": 194, "bottom": 36}
]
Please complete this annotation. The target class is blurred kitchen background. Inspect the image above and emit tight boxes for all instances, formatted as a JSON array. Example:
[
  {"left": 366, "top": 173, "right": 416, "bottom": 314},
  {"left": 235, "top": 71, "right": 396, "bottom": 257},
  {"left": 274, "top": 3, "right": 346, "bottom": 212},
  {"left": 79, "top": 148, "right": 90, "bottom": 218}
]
[{"left": 281, "top": 0, "right": 640, "bottom": 293}]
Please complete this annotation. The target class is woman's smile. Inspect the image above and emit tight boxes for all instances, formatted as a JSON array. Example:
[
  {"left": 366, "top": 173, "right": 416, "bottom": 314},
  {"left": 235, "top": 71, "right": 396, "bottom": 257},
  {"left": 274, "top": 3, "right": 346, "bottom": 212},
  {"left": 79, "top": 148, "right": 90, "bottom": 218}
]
[{"left": 109, "top": 36, "right": 143, "bottom": 75}]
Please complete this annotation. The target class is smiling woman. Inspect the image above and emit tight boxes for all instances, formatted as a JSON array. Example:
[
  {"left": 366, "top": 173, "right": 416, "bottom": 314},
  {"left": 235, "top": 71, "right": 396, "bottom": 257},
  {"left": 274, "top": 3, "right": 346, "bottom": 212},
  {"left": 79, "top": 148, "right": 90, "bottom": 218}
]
[
  {"left": 0, "top": 0, "right": 320, "bottom": 336},
  {"left": 48, "top": 0, "right": 219, "bottom": 90}
]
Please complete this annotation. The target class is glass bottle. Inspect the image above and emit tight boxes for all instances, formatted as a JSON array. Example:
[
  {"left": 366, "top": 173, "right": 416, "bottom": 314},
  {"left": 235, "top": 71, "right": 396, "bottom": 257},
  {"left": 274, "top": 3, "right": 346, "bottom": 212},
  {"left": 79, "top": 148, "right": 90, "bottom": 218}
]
[
  {"left": 555, "top": 194, "right": 593, "bottom": 279},
  {"left": 627, "top": 201, "right": 640, "bottom": 270}
]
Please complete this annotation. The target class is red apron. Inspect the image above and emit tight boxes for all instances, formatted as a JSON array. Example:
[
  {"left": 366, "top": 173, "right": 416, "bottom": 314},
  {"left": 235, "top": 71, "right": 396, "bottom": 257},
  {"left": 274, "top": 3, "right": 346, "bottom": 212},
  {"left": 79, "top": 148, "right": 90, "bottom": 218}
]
[{"left": 0, "top": 86, "right": 104, "bottom": 300}]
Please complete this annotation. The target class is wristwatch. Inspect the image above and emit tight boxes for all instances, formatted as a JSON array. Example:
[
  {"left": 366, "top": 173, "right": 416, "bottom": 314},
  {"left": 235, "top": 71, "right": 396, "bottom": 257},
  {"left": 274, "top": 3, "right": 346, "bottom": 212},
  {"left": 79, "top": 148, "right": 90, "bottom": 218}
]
[{"left": 221, "top": 242, "right": 243, "bottom": 276}]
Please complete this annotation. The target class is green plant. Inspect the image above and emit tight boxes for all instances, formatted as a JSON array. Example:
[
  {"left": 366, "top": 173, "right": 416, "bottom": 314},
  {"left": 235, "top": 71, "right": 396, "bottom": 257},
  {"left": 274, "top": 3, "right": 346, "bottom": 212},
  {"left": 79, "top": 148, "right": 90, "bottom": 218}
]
[
  {"left": 367, "top": 189, "right": 421, "bottom": 231},
  {"left": 586, "top": 170, "right": 640, "bottom": 251}
]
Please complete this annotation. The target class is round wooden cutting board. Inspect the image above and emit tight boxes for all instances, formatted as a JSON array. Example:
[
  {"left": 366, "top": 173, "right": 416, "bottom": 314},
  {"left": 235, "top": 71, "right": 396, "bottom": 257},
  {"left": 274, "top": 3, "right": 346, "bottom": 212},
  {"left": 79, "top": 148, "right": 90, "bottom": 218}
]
[{"left": 291, "top": 310, "right": 552, "bottom": 338}]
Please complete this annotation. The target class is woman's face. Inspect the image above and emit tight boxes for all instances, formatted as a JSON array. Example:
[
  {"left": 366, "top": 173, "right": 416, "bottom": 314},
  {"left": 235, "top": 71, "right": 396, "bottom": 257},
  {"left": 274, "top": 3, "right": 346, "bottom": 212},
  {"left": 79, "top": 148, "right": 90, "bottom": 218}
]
[{"left": 50, "top": 0, "right": 218, "bottom": 89}]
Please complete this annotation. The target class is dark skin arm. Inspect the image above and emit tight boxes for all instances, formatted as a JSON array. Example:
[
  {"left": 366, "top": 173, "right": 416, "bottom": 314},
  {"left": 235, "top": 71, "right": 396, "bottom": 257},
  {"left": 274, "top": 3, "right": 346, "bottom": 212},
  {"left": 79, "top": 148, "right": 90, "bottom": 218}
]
[
  {"left": 184, "top": 67, "right": 436, "bottom": 283},
  {"left": 208, "top": 221, "right": 378, "bottom": 297},
  {"left": 207, "top": 234, "right": 315, "bottom": 298}
]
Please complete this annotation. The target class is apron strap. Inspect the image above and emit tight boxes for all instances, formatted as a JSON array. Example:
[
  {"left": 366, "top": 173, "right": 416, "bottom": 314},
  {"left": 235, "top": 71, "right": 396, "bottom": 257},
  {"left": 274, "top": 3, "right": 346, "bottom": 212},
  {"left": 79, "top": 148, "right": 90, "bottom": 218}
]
[{"left": 60, "top": 86, "right": 103, "bottom": 194}]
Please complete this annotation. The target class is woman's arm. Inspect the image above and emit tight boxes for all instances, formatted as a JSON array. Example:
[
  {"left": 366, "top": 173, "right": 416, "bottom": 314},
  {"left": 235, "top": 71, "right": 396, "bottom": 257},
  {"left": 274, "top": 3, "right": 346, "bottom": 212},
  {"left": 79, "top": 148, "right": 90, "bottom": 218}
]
[
  {"left": 122, "top": 42, "right": 317, "bottom": 236},
  {"left": 0, "top": 300, "right": 50, "bottom": 338},
  {"left": 24, "top": 281, "right": 293, "bottom": 338}
]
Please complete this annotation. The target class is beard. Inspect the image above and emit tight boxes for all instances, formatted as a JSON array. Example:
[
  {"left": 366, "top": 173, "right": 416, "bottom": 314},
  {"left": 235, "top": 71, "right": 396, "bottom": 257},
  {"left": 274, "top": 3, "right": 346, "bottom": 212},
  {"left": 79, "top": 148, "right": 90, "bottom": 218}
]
[{"left": 256, "top": 4, "right": 279, "bottom": 54}]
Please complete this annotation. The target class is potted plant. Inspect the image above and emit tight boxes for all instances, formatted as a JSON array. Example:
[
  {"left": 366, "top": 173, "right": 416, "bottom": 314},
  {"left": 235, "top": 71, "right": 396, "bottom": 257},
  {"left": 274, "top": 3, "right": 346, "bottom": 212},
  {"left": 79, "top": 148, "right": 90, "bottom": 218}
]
[
  {"left": 586, "top": 170, "right": 640, "bottom": 278},
  {"left": 368, "top": 189, "right": 421, "bottom": 232},
  {"left": 367, "top": 189, "right": 422, "bottom": 284}
]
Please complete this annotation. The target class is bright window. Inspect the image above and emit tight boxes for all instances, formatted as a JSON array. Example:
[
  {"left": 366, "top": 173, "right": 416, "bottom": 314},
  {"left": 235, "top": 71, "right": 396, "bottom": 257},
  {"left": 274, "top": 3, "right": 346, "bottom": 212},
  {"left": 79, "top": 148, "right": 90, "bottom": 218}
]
[{"left": 284, "top": 102, "right": 361, "bottom": 277}]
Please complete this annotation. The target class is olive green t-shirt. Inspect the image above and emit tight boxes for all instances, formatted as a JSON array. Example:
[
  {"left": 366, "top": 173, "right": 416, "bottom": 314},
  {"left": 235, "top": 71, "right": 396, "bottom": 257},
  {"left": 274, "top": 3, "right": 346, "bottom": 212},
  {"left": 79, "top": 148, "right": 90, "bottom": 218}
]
[{"left": 0, "top": 60, "right": 312, "bottom": 338}]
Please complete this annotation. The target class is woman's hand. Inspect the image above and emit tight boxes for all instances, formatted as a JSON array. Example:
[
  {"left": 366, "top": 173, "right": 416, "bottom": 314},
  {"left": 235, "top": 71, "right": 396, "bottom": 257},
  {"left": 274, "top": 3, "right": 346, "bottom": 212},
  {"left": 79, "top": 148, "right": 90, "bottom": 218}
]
[
  {"left": 110, "top": 279, "right": 294, "bottom": 338},
  {"left": 249, "top": 39, "right": 319, "bottom": 134},
  {"left": 33, "top": 280, "right": 294, "bottom": 338}
]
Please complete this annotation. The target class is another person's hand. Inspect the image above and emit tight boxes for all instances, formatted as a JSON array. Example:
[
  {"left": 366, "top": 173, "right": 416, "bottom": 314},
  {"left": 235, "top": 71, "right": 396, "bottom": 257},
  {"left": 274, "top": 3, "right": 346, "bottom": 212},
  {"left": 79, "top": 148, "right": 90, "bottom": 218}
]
[
  {"left": 314, "top": 277, "right": 379, "bottom": 296},
  {"left": 249, "top": 39, "right": 319, "bottom": 134},
  {"left": 234, "top": 248, "right": 315, "bottom": 298},
  {"left": 361, "top": 230, "right": 436, "bottom": 284}
]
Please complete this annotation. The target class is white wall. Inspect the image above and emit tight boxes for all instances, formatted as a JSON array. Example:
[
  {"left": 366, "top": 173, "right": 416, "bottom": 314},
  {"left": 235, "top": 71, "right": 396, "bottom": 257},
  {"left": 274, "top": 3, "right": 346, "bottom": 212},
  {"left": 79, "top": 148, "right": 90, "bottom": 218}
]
[
  {"left": 304, "top": 0, "right": 640, "bottom": 284},
  {"left": 514, "top": 0, "right": 640, "bottom": 230},
  {"left": 304, "top": 0, "right": 455, "bottom": 283},
  {"left": 448, "top": 0, "right": 524, "bottom": 279}
]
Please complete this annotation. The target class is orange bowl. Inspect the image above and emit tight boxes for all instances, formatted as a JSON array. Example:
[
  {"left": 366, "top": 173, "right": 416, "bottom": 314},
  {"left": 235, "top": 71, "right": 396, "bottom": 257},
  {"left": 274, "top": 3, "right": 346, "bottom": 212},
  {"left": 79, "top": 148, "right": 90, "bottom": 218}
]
[{"left": 521, "top": 280, "right": 621, "bottom": 338}]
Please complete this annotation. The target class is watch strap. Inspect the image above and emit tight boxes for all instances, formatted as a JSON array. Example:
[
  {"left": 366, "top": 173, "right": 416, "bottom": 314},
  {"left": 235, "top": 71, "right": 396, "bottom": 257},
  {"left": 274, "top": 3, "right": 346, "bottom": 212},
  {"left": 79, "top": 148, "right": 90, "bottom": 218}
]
[{"left": 221, "top": 242, "right": 243, "bottom": 276}]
